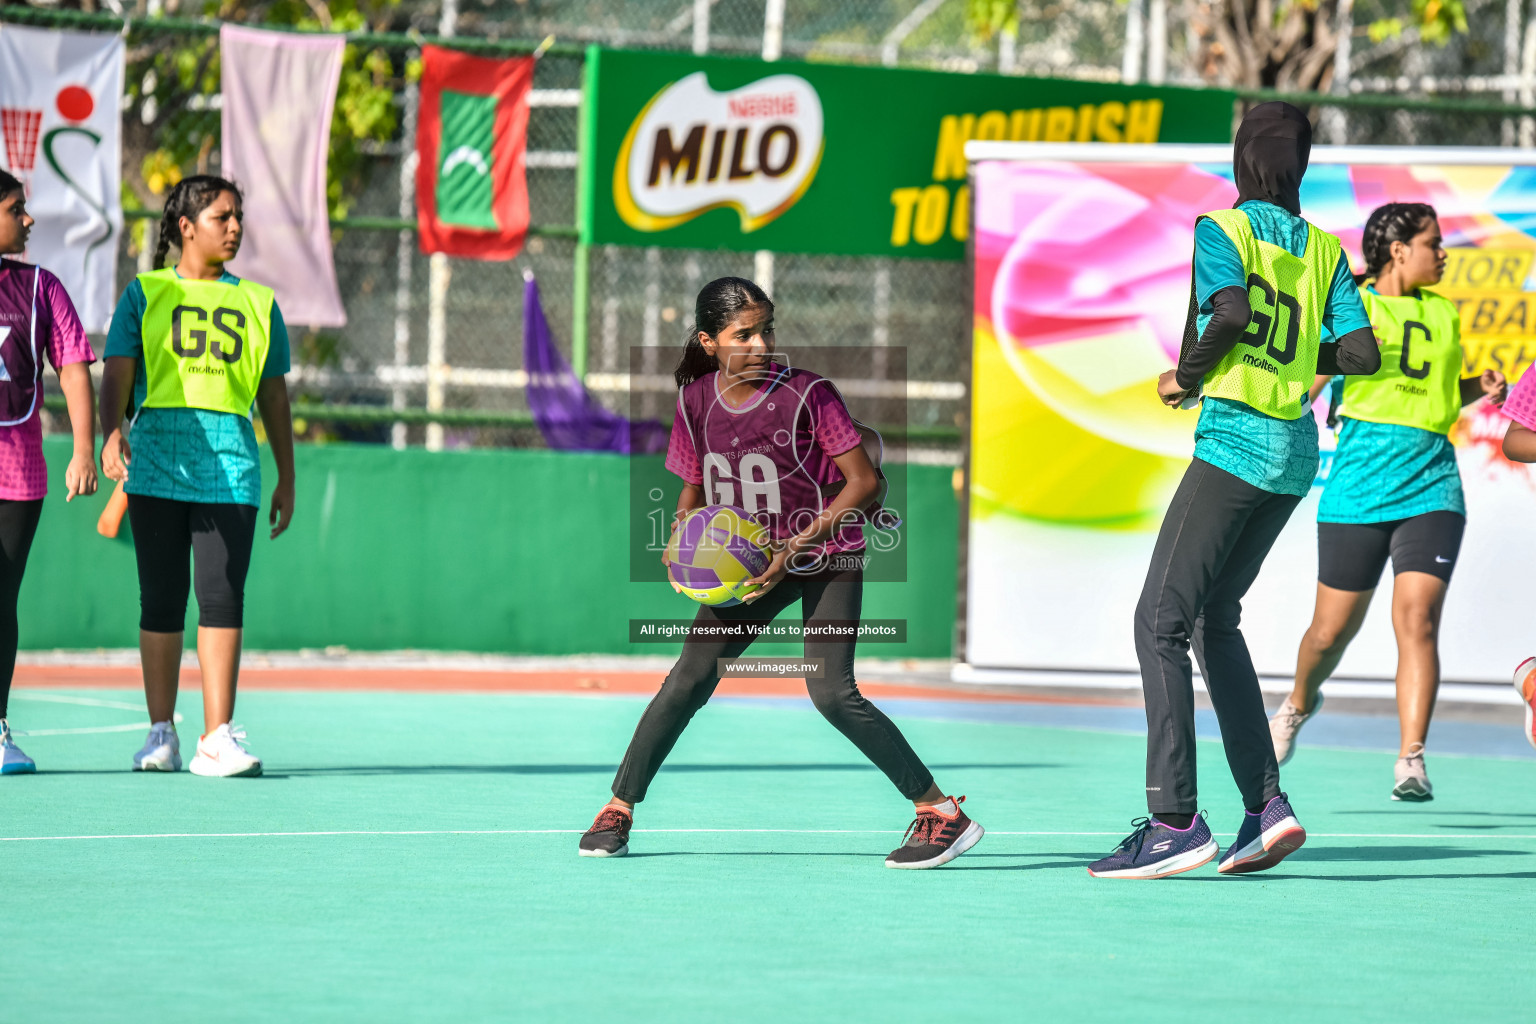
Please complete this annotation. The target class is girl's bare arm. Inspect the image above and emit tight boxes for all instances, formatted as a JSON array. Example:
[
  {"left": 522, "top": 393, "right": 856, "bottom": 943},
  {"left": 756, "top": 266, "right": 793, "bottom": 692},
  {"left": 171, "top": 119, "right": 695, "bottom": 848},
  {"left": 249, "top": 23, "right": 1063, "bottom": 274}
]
[{"left": 1504, "top": 422, "right": 1536, "bottom": 463}]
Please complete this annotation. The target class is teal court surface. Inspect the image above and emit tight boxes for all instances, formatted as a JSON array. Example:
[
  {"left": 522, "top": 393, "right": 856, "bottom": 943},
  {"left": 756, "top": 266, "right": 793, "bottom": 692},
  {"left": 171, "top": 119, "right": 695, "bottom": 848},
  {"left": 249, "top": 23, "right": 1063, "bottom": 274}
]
[{"left": 3, "top": 677, "right": 1534, "bottom": 1022}]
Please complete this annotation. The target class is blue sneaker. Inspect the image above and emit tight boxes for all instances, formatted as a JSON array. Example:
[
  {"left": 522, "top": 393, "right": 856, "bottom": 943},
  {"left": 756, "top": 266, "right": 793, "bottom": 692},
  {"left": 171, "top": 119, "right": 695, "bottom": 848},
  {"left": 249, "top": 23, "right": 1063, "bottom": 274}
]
[
  {"left": 1217, "top": 793, "right": 1306, "bottom": 874},
  {"left": 1, "top": 719, "right": 35, "bottom": 775},
  {"left": 1087, "top": 814, "right": 1219, "bottom": 879}
]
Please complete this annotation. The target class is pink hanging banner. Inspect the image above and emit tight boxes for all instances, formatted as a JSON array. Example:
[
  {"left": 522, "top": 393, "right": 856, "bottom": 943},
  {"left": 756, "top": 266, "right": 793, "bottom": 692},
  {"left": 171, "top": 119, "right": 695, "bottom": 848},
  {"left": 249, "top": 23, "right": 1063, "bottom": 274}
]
[{"left": 220, "top": 25, "right": 346, "bottom": 327}]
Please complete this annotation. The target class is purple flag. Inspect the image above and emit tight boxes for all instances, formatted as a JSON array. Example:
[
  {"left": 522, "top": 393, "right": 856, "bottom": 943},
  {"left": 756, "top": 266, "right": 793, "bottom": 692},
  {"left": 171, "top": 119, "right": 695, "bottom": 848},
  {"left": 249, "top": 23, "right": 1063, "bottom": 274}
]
[{"left": 523, "top": 272, "right": 666, "bottom": 454}]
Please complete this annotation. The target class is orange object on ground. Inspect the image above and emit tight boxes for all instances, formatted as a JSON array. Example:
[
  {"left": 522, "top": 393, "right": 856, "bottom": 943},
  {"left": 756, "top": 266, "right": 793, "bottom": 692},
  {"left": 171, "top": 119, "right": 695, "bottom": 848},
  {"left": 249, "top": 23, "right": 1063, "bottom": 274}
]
[{"left": 96, "top": 481, "right": 128, "bottom": 538}]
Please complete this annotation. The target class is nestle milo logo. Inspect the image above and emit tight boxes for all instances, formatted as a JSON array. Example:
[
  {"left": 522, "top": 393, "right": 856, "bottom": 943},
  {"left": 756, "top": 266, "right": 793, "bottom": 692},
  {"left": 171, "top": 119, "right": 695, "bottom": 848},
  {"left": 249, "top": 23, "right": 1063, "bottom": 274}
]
[{"left": 614, "top": 71, "right": 824, "bottom": 233}]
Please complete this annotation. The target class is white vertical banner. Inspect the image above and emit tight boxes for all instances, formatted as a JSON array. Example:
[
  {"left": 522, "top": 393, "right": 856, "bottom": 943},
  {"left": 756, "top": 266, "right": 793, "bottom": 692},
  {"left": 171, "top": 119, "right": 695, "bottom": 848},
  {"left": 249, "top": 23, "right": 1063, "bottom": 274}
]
[
  {"left": 220, "top": 25, "right": 347, "bottom": 327},
  {"left": 0, "top": 25, "right": 124, "bottom": 332}
]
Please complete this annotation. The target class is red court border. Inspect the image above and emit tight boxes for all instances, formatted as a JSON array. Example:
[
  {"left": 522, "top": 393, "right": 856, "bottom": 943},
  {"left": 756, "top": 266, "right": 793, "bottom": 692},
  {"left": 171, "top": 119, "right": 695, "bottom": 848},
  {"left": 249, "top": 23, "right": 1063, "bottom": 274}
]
[{"left": 11, "top": 664, "right": 1128, "bottom": 705}]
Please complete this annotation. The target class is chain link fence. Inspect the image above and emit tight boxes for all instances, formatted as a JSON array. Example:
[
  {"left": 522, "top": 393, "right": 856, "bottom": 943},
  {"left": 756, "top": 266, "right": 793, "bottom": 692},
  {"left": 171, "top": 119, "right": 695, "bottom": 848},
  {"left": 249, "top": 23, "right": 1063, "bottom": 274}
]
[{"left": 7, "top": 2, "right": 1536, "bottom": 454}]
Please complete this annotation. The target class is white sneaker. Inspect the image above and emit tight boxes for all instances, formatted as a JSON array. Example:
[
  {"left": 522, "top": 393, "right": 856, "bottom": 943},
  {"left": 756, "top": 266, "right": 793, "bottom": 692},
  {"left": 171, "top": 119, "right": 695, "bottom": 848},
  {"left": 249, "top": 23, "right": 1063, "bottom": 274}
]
[
  {"left": 189, "top": 723, "right": 262, "bottom": 778},
  {"left": 1, "top": 719, "right": 36, "bottom": 775},
  {"left": 1392, "top": 743, "right": 1433, "bottom": 802},
  {"left": 133, "top": 720, "right": 182, "bottom": 772},
  {"left": 1269, "top": 693, "right": 1323, "bottom": 767}
]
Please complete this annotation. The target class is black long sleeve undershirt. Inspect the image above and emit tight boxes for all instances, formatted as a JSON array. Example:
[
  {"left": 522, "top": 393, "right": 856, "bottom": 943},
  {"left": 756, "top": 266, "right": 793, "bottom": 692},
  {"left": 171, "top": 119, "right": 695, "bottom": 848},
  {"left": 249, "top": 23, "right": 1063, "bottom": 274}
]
[
  {"left": 1317, "top": 327, "right": 1381, "bottom": 376},
  {"left": 1175, "top": 287, "right": 1381, "bottom": 390},
  {"left": 1175, "top": 286, "right": 1249, "bottom": 391}
]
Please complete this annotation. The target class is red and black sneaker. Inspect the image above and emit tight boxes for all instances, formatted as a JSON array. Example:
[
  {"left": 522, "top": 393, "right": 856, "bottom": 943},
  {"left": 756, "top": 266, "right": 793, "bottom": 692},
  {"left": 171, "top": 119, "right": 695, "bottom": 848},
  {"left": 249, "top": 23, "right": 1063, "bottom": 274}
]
[
  {"left": 578, "top": 804, "right": 632, "bottom": 858},
  {"left": 885, "top": 795, "right": 984, "bottom": 869}
]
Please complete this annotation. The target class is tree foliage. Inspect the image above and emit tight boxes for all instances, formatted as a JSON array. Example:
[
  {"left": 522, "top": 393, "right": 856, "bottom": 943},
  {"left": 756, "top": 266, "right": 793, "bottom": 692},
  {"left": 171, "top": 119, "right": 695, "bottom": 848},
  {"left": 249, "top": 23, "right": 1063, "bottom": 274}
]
[{"left": 125, "top": 0, "right": 401, "bottom": 220}]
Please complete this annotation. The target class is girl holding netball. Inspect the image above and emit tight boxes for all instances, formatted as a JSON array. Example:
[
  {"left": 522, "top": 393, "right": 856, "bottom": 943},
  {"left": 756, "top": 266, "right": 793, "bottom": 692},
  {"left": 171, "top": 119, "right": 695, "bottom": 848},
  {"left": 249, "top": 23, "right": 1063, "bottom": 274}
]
[
  {"left": 100, "top": 175, "right": 294, "bottom": 778},
  {"left": 0, "top": 170, "right": 98, "bottom": 775},
  {"left": 1270, "top": 203, "right": 1506, "bottom": 800},
  {"left": 1089, "top": 103, "right": 1381, "bottom": 879},
  {"left": 579, "top": 276, "right": 982, "bottom": 868}
]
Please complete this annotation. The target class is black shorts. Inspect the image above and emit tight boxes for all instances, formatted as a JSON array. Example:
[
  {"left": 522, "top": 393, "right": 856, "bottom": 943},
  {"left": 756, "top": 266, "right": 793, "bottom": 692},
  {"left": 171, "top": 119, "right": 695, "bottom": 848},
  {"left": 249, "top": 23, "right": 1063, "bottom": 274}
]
[{"left": 1317, "top": 511, "right": 1466, "bottom": 592}]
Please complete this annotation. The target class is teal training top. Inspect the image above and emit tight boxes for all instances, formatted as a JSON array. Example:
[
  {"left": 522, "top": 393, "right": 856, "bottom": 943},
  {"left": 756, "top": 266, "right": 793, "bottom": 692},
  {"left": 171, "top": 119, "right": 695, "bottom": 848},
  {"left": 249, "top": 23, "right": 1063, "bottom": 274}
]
[
  {"left": 1317, "top": 284, "right": 1466, "bottom": 523},
  {"left": 1188, "top": 201, "right": 1370, "bottom": 497},
  {"left": 105, "top": 271, "right": 290, "bottom": 507},
  {"left": 1317, "top": 416, "right": 1464, "bottom": 523}
]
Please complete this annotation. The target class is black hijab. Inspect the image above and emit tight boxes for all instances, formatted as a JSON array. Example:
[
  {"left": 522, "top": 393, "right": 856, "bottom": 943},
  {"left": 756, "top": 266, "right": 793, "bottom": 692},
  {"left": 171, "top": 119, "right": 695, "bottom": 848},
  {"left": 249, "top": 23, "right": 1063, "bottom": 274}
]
[{"left": 1232, "top": 101, "right": 1312, "bottom": 216}]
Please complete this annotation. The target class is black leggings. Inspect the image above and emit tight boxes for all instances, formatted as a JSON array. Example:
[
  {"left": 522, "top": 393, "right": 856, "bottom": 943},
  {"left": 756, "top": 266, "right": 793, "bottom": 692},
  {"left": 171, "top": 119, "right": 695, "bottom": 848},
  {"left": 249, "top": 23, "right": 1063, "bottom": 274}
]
[
  {"left": 127, "top": 494, "right": 258, "bottom": 632},
  {"left": 612, "top": 567, "right": 936, "bottom": 804},
  {"left": 0, "top": 498, "right": 43, "bottom": 719},
  {"left": 1135, "top": 459, "right": 1297, "bottom": 816}
]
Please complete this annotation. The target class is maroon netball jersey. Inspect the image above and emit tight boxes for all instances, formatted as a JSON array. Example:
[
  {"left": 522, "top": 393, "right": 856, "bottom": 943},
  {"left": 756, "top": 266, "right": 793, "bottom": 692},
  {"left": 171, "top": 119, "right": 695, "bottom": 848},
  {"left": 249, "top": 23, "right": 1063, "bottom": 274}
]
[{"left": 667, "top": 363, "right": 869, "bottom": 567}]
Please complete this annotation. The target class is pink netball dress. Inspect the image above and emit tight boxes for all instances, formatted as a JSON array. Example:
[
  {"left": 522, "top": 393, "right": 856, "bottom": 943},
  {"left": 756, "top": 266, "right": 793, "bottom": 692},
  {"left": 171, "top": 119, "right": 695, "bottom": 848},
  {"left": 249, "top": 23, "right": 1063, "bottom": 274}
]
[
  {"left": 0, "top": 259, "right": 95, "bottom": 500},
  {"left": 667, "top": 363, "right": 878, "bottom": 569},
  {"left": 1504, "top": 368, "right": 1536, "bottom": 433}
]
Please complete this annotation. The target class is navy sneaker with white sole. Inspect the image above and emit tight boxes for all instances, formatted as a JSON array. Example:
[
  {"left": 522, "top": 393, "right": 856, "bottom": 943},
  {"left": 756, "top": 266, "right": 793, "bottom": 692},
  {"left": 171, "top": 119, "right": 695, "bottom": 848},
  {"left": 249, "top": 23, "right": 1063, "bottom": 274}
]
[
  {"left": 1087, "top": 814, "right": 1219, "bottom": 879},
  {"left": 1217, "top": 793, "right": 1306, "bottom": 874}
]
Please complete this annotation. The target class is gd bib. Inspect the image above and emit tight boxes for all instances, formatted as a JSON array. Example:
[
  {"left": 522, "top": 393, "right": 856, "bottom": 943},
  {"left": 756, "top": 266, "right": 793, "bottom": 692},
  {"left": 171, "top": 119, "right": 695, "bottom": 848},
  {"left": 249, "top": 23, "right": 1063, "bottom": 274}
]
[{"left": 1198, "top": 208, "right": 1341, "bottom": 420}]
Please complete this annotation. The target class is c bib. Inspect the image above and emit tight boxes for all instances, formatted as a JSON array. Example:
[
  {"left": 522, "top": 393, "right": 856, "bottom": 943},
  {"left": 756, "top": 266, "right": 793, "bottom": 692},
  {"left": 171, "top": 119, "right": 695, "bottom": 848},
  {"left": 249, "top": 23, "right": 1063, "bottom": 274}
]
[{"left": 1338, "top": 286, "right": 1462, "bottom": 435}]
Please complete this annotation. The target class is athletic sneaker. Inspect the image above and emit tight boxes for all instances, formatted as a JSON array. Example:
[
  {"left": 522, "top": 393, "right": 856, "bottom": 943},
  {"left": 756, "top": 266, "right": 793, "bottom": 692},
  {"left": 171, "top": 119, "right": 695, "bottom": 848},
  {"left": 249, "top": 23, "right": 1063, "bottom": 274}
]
[
  {"left": 132, "top": 720, "right": 181, "bottom": 772},
  {"left": 885, "top": 795, "right": 984, "bottom": 869},
  {"left": 0, "top": 719, "right": 35, "bottom": 775},
  {"left": 1392, "top": 743, "right": 1432, "bottom": 802},
  {"left": 578, "top": 804, "right": 632, "bottom": 858},
  {"left": 189, "top": 723, "right": 262, "bottom": 778},
  {"left": 1217, "top": 793, "right": 1306, "bottom": 874},
  {"left": 1087, "top": 814, "right": 1219, "bottom": 879},
  {"left": 1269, "top": 693, "right": 1323, "bottom": 766},
  {"left": 1515, "top": 657, "right": 1536, "bottom": 751}
]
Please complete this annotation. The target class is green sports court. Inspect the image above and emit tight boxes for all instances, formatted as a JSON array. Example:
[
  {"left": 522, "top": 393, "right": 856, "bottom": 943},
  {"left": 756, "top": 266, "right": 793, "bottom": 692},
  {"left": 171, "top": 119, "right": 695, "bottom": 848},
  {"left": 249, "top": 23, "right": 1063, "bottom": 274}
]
[{"left": 5, "top": 669, "right": 1533, "bottom": 1022}]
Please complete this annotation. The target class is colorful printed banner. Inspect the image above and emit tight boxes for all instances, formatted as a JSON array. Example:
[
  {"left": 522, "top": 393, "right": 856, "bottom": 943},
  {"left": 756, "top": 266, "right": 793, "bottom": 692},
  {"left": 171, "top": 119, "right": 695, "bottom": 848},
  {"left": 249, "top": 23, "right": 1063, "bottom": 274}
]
[
  {"left": 221, "top": 25, "right": 347, "bottom": 327},
  {"left": 967, "top": 150, "right": 1536, "bottom": 683},
  {"left": 416, "top": 46, "right": 533, "bottom": 260},
  {"left": 585, "top": 49, "right": 1236, "bottom": 260},
  {"left": 0, "top": 24, "right": 123, "bottom": 331}
]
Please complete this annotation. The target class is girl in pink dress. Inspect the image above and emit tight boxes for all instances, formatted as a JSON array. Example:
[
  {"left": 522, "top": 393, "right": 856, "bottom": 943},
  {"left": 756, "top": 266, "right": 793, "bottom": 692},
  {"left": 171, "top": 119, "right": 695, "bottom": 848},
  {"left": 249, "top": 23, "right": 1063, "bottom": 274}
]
[
  {"left": 1501, "top": 368, "right": 1536, "bottom": 746},
  {"left": 0, "top": 170, "right": 99, "bottom": 774},
  {"left": 576, "top": 277, "right": 982, "bottom": 868}
]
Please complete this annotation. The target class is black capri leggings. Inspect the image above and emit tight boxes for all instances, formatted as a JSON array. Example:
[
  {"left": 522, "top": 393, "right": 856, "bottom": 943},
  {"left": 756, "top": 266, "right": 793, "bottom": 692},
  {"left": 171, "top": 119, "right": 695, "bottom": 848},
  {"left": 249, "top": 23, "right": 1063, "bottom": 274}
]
[
  {"left": 0, "top": 498, "right": 43, "bottom": 719},
  {"left": 612, "top": 566, "right": 936, "bottom": 804},
  {"left": 127, "top": 494, "right": 258, "bottom": 632}
]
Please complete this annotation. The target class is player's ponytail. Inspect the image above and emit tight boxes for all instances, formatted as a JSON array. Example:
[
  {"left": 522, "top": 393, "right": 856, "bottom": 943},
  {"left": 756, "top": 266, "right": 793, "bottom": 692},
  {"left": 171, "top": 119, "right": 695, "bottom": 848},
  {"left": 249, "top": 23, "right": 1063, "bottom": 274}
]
[
  {"left": 153, "top": 174, "right": 244, "bottom": 269},
  {"left": 1360, "top": 201, "right": 1436, "bottom": 281},
  {"left": 0, "top": 171, "right": 21, "bottom": 205},
  {"left": 675, "top": 276, "right": 773, "bottom": 387}
]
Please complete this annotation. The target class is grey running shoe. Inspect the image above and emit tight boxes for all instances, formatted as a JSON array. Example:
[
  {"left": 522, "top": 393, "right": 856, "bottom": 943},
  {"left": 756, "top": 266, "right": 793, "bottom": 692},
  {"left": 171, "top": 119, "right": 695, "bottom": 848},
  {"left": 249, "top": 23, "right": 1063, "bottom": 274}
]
[
  {"left": 578, "top": 804, "right": 632, "bottom": 858},
  {"left": 1269, "top": 693, "right": 1323, "bottom": 767},
  {"left": 1392, "top": 743, "right": 1433, "bottom": 802}
]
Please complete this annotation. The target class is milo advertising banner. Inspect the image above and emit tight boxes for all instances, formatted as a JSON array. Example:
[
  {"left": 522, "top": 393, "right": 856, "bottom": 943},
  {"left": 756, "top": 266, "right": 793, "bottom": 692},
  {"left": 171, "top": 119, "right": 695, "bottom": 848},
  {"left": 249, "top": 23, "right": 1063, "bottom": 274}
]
[{"left": 583, "top": 48, "right": 1235, "bottom": 259}]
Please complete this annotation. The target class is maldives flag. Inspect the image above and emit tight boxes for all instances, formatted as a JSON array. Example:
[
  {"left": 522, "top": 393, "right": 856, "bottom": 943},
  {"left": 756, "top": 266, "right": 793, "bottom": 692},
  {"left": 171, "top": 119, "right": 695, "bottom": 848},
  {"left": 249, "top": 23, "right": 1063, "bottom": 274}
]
[{"left": 416, "top": 46, "right": 533, "bottom": 260}]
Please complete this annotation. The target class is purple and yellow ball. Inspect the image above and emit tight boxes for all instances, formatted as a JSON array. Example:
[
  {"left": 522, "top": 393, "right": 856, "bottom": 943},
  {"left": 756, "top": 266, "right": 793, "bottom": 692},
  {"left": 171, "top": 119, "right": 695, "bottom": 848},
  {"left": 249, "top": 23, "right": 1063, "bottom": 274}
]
[{"left": 665, "top": 505, "right": 772, "bottom": 607}]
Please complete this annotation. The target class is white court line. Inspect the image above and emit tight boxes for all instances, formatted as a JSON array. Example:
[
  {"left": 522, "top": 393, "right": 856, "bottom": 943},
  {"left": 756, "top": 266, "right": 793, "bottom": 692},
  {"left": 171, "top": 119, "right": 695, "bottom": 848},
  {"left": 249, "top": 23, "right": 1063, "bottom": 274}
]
[
  {"left": 4, "top": 829, "right": 1536, "bottom": 843},
  {"left": 13, "top": 723, "right": 156, "bottom": 737},
  {"left": 12, "top": 693, "right": 149, "bottom": 713}
]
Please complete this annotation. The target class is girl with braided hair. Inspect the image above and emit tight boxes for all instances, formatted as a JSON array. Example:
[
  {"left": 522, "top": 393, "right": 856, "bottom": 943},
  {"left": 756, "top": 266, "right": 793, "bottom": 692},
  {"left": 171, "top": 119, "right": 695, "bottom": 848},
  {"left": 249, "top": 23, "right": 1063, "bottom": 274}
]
[
  {"left": 100, "top": 175, "right": 296, "bottom": 777},
  {"left": 1270, "top": 202, "right": 1507, "bottom": 801}
]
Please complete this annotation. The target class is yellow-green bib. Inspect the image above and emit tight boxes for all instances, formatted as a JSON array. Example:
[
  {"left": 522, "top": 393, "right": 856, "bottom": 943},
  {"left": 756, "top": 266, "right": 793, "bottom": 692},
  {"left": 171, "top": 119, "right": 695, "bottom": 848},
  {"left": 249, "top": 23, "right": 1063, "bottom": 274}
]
[
  {"left": 1199, "top": 208, "right": 1342, "bottom": 420},
  {"left": 138, "top": 269, "right": 273, "bottom": 416},
  {"left": 1338, "top": 286, "right": 1462, "bottom": 435}
]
